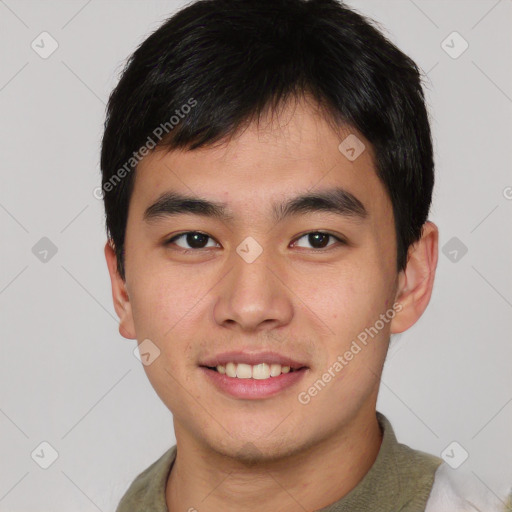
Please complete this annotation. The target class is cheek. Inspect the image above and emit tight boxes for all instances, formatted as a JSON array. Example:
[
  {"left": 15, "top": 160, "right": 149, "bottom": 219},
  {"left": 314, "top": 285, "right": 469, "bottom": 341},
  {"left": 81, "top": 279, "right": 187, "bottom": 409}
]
[
  {"left": 293, "top": 260, "right": 393, "bottom": 381},
  {"left": 129, "top": 267, "right": 200, "bottom": 402},
  {"left": 295, "top": 262, "right": 382, "bottom": 333},
  {"left": 128, "top": 263, "right": 202, "bottom": 342}
]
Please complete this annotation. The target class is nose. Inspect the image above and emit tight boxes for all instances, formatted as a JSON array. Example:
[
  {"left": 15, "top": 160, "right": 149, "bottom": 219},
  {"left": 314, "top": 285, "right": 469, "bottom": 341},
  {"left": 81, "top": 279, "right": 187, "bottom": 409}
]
[{"left": 212, "top": 244, "right": 294, "bottom": 333}]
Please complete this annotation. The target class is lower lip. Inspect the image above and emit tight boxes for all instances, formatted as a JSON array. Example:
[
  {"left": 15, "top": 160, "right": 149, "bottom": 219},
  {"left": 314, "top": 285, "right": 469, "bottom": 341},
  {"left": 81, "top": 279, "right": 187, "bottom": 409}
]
[{"left": 200, "top": 367, "right": 308, "bottom": 399}]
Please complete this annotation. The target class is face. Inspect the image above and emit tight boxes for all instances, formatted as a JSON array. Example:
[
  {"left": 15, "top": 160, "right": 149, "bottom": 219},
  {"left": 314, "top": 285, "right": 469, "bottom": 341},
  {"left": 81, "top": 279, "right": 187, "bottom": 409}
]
[{"left": 107, "top": 98, "right": 413, "bottom": 461}]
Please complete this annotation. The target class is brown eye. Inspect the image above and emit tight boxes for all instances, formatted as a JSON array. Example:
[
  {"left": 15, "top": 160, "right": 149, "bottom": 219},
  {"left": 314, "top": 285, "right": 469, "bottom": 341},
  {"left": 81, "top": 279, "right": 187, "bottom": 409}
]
[
  {"left": 165, "top": 232, "right": 219, "bottom": 250},
  {"left": 293, "top": 231, "right": 345, "bottom": 250}
]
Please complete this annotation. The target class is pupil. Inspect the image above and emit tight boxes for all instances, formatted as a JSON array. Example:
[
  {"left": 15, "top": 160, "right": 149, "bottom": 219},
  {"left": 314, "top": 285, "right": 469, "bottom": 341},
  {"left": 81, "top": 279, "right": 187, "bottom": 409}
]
[
  {"left": 188, "top": 232, "right": 208, "bottom": 248},
  {"left": 309, "top": 232, "right": 329, "bottom": 248}
]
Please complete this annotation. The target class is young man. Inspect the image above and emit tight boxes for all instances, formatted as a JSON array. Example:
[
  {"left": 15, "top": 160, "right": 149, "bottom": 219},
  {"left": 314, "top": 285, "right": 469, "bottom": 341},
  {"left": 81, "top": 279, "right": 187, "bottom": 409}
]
[{"left": 101, "top": 0, "right": 510, "bottom": 510}]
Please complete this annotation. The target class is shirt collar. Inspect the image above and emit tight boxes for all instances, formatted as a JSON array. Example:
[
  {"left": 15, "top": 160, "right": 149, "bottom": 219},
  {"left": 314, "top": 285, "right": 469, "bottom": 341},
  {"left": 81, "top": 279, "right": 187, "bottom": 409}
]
[{"left": 116, "top": 411, "right": 442, "bottom": 512}]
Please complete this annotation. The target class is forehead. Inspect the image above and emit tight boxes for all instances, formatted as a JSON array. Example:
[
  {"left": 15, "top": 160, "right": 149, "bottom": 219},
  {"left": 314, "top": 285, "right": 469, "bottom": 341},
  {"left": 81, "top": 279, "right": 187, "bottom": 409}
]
[{"left": 131, "top": 99, "right": 391, "bottom": 224}]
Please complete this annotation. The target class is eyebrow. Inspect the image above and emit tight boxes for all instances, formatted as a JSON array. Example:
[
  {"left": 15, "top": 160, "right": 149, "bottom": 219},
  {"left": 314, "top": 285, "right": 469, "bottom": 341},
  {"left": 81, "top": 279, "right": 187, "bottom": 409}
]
[{"left": 143, "top": 187, "right": 368, "bottom": 224}]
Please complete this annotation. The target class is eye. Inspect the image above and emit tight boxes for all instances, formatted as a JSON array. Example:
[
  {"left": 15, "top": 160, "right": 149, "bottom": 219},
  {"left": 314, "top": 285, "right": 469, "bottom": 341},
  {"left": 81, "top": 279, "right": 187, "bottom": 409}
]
[
  {"left": 292, "top": 231, "right": 346, "bottom": 250},
  {"left": 164, "top": 230, "right": 346, "bottom": 253},
  {"left": 164, "top": 231, "right": 219, "bottom": 251}
]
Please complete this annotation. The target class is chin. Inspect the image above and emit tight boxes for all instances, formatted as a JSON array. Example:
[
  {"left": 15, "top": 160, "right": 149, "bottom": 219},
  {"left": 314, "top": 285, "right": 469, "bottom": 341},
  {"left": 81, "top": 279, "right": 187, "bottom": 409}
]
[{"left": 207, "top": 432, "right": 310, "bottom": 465}]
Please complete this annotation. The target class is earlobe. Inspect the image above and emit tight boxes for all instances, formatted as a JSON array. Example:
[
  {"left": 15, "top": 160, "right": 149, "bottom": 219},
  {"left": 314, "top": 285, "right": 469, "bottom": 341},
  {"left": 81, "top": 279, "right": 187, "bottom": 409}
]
[
  {"left": 390, "top": 221, "right": 439, "bottom": 334},
  {"left": 104, "top": 241, "right": 137, "bottom": 340}
]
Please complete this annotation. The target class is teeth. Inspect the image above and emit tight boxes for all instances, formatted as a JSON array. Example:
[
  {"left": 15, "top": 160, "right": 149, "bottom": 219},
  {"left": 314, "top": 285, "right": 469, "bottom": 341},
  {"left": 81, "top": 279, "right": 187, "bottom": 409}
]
[
  {"left": 213, "top": 362, "right": 298, "bottom": 379},
  {"left": 226, "top": 362, "right": 237, "bottom": 378},
  {"left": 236, "top": 363, "right": 252, "bottom": 379},
  {"left": 270, "top": 363, "right": 281, "bottom": 377},
  {"left": 252, "top": 363, "right": 270, "bottom": 380}
]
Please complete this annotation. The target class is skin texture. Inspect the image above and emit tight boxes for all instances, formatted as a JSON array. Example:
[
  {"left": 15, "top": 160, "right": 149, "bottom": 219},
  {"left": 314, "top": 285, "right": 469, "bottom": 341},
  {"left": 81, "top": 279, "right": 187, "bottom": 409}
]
[{"left": 105, "top": 96, "right": 439, "bottom": 511}]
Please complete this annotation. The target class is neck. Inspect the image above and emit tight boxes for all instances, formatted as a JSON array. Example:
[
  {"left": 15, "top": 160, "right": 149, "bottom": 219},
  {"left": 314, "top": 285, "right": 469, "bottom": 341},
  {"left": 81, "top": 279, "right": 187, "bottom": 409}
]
[{"left": 166, "top": 409, "right": 383, "bottom": 512}]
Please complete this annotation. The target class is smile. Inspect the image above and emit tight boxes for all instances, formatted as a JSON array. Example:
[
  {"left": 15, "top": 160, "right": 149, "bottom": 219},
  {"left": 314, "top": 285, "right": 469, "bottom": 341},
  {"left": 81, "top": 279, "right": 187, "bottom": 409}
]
[
  {"left": 209, "top": 362, "right": 303, "bottom": 380},
  {"left": 200, "top": 364, "right": 308, "bottom": 399}
]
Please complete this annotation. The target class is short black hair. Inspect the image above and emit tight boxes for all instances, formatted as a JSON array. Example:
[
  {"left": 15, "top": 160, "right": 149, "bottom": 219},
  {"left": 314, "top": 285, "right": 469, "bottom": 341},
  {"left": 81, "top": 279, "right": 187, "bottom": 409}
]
[{"left": 100, "top": 0, "right": 434, "bottom": 281}]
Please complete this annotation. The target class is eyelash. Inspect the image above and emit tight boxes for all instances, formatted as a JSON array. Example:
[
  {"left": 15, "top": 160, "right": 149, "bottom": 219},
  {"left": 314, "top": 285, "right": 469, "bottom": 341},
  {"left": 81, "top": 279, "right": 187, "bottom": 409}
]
[{"left": 163, "top": 231, "right": 347, "bottom": 253}]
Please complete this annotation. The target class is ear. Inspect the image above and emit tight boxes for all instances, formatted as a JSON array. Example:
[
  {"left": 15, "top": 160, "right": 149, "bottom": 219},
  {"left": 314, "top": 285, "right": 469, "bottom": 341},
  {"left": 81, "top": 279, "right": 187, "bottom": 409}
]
[
  {"left": 104, "top": 241, "right": 136, "bottom": 340},
  {"left": 390, "top": 221, "right": 439, "bottom": 334}
]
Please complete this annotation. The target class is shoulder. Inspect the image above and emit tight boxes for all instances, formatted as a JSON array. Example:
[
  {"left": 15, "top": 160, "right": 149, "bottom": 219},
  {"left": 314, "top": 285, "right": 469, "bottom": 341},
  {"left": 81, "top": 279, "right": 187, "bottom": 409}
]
[
  {"left": 376, "top": 412, "right": 443, "bottom": 490},
  {"left": 116, "top": 445, "right": 177, "bottom": 512},
  {"left": 425, "top": 463, "right": 512, "bottom": 512}
]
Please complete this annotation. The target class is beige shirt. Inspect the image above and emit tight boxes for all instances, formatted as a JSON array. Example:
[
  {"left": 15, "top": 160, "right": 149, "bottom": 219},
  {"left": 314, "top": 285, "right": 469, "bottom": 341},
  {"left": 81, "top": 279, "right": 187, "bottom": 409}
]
[{"left": 115, "top": 411, "right": 450, "bottom": 511}]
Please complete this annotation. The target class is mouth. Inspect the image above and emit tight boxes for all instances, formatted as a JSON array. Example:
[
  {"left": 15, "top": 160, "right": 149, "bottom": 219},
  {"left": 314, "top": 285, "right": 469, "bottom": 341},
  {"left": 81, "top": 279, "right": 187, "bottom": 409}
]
[
  {"left": 201, "top": 362, "right": 307, "bottom": 380},
  {"left": 198, "top": 352, "right": 309, "bottom": 399}
]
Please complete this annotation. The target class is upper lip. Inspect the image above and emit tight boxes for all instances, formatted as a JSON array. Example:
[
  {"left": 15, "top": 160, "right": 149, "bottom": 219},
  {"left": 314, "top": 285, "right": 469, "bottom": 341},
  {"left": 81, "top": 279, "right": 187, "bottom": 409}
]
[{"left": 200, "top": 351, "right": 308, "bottom": 370}]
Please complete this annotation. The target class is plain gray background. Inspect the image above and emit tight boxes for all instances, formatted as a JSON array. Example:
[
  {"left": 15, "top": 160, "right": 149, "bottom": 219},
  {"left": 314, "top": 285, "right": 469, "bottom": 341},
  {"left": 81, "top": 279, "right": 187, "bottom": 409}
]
[{"left": 1, "top": 0, "right": 511, "bottom": 510}]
